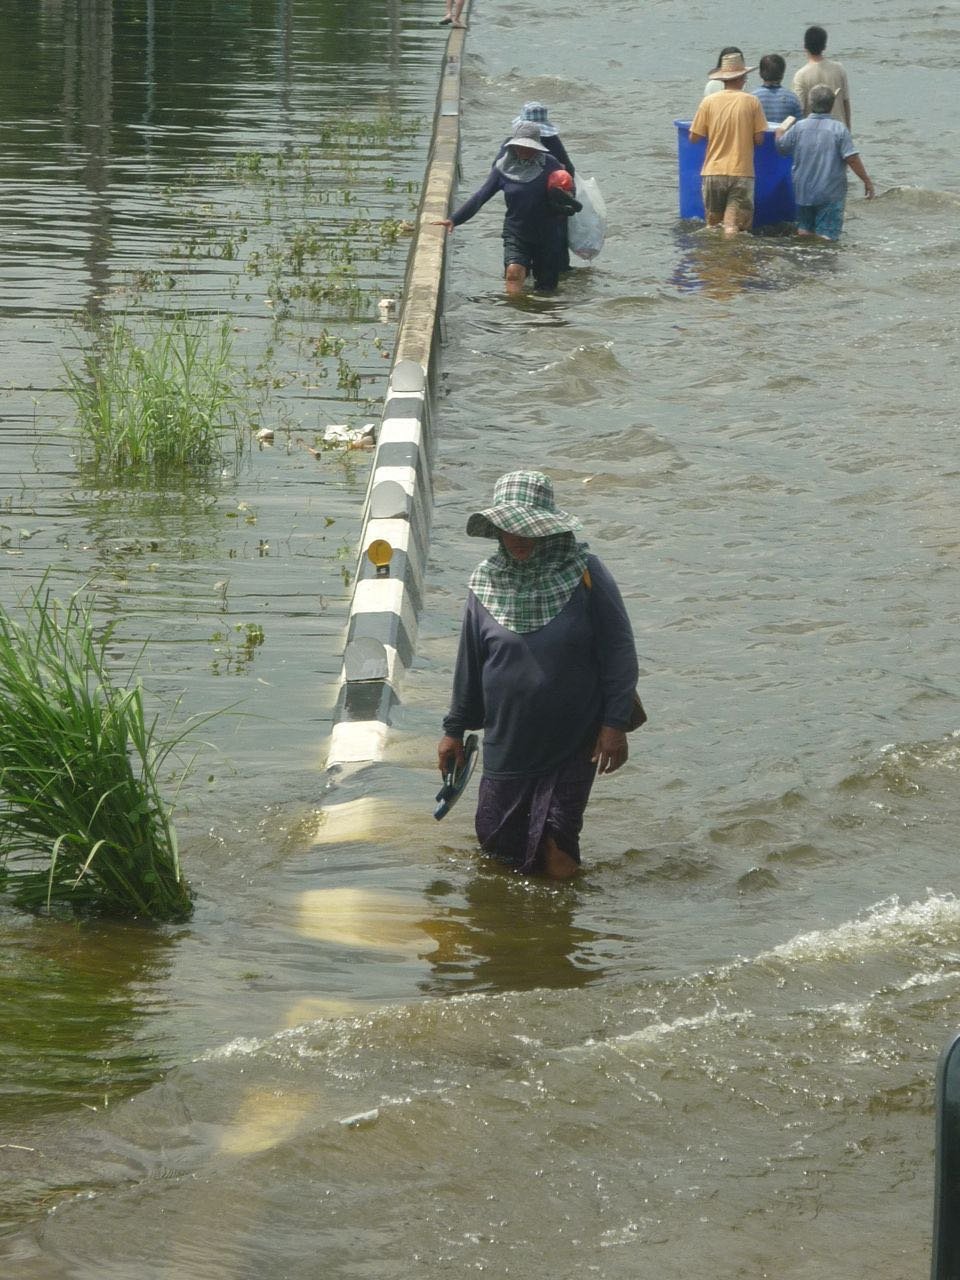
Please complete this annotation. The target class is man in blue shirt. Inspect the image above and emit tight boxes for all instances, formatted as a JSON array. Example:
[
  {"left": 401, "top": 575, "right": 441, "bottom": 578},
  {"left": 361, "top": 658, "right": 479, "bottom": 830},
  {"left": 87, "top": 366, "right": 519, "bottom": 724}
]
[
  {"left": 752, "top": 54, "right": 803, "bottom": 124},
  {"left": 775, "top": 84, "right": 875, "bottom": 240}
]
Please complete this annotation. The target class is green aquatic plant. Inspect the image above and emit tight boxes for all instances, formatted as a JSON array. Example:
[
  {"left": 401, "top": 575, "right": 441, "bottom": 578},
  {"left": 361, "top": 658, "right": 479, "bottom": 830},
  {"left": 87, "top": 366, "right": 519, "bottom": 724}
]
[
  {"left": 170, "top": 224, "right": 248, "bottom": 260},
  {"left": 330, "top": 114, "right": 422, "bottom": 145},
  {"left": 209, "top": 621, "right": 265, "bottom": 676},
  {"left": 285, "top": 268, "right": 367, "bottom": 317},
  {"left": 128, "top": 269, "right": 177, "bottom": 293},
  {"left": 0, "top": 582, "right": 197, "bottom": 921},
  {"left": 336, "top": 356, "right": 362, "bottom": 396},
  {"left": 64, "top": 314, "right": 247, "bottom": 472},
  {"left": 232, "top": 150, "right": 266, "bottom": 177},
  {"left": 310, "top": 329, "right": 346, "bottom": 358},
  {"left": 378, "top": 217, "right": 411, "bottom": 245}
]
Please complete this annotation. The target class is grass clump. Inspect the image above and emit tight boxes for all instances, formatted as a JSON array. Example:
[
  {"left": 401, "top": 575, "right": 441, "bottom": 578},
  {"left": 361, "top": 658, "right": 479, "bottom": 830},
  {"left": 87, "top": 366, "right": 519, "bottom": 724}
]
[
  {"left": 0, "top": 582, "right": 194, "bottom": 921},
  {"left": 64, "top": 313, "right": 246, "bottom": 473}
]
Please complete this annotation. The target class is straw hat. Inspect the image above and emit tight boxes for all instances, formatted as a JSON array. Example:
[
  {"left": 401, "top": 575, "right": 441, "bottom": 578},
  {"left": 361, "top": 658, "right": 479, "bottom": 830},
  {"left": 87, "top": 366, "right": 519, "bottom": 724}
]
[{"left": 708, "top": 52, "right": 756, "bottom": 80}]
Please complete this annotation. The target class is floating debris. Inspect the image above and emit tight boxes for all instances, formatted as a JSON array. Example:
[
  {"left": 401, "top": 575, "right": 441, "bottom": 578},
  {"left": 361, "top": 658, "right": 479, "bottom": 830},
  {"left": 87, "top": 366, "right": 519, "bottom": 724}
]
[
  {"left": 294, "top": 437, "right": 321, "bottom": 459},
  {"left": 255, "top": 427, "right": 275, "bottom": 445},
  {"left": 377, "top": 297, "right": 395, "bottom": 321},
  {"left": 321, "top": 423, "right": 376, "bottom": 449},
  {"left": 340, "top": 1108, "right": 380, "bottom": 1130}
]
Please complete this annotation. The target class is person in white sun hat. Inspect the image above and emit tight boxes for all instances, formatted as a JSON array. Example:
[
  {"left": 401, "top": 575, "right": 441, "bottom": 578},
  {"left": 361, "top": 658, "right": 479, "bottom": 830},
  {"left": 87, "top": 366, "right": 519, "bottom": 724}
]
[
  {"left": 503, "top": 102, "right": 576, "bottom": 271},
  {"left": 435, "top": 122, "right": 575, "bottom": 294}
]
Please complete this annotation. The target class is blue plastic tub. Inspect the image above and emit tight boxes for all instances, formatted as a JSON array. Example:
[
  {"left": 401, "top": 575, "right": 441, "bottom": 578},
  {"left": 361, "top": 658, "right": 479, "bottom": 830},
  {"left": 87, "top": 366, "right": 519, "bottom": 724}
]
[{"left": 674, "top": 120, "right": 796, "bottom": 227}]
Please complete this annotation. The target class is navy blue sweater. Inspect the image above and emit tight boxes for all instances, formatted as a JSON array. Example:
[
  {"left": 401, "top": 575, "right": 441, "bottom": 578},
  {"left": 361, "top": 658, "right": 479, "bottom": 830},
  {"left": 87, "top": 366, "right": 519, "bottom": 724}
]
[
  {"left": 442, "top": 556, "right": 639, "bottom": 779},
  {"left": 451, "top": 153, "right": 563, "bottom": 241}
]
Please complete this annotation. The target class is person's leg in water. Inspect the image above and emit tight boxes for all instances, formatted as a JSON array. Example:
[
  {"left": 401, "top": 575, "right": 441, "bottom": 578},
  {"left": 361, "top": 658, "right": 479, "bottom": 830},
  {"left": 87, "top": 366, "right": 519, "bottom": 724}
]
[
  {"left": 502, "top": 228, "right": 534, "bottom": 295},
  {"left": 535, "top": 754, "right": 591, "bottom": 878},
  {"left": 474, "top": 746, "right": 593, "bottom": 877},
  {"left": 722, "top": 199, "right": 741, "bottom": 235},
  {"left": 702, "top": 176, "right": 725, "bottom": 230},
  {"left": 538, "top": 835, "right": 580, "bottom": 878},
  {"left": 812, "top": 198, "right": 845, "bottom": 241},
  {"left": 531, "top": 228, "right": 562, "bottom": 292},
  {"left": 722, "top": 178, "right": 754, "bottom": 237},
  {"left": 531, "top": 254, "right": 560, "bottom": 292},
  {"left": 723, "top": 203, "right": 752, "bottom": 236},
  {"left": 505, "top": 262, "right": 528, "bottom": 295},
  {"left": 795, "top": 204, "right": 816, "bottom": 238}
]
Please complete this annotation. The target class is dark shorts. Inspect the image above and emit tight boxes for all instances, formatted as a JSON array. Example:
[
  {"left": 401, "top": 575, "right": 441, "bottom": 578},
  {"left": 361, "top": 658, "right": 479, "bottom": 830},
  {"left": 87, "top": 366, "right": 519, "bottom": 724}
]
[{"left": 502, "top": 225, "right": 562, "bottom": 291}]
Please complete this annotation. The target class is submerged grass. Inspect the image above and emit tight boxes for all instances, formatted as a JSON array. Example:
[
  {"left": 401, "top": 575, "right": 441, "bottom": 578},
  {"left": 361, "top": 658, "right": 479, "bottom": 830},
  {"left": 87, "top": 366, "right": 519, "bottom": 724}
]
[
  {"left": 64, "top": 313, "right": 247, "bottom": 473},
  {"left": 0, "top": 582, "right": 196, "bottom": 921}
]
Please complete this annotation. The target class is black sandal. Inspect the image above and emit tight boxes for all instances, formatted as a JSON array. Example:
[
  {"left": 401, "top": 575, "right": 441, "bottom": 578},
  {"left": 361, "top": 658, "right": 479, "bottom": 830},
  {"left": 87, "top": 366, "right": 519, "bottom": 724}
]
[{"left": 438, "top": 15, "right": 452, "bottom": 23}]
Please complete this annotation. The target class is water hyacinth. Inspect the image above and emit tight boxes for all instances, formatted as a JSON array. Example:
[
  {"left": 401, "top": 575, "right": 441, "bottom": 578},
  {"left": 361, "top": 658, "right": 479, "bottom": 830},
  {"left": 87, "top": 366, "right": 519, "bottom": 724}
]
[
  {"left": 63, "top": 313, "right": 246, "bottom": 472},
  {"left": 0, "top": 583, "right": 194, "bottom": 921}
]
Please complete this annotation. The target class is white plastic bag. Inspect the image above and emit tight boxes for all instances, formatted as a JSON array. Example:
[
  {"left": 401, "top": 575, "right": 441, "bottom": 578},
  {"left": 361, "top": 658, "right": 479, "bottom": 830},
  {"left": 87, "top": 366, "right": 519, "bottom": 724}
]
[{"left": 567, "top": 176, "right": 606, "bottom": 260}]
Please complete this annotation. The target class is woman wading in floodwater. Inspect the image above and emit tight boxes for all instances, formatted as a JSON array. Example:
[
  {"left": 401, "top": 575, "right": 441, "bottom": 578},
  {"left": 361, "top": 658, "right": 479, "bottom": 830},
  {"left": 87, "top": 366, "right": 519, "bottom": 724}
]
[
  {"left": 436, "top": 122, "right": 577, "bottom": 295},
  {"left": 438, "top": 472, "right": 641, "bottom": 878}
]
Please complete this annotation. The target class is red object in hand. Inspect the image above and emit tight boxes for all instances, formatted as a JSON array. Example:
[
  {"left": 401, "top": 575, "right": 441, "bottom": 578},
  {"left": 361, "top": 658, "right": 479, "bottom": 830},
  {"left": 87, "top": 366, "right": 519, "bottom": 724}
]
[{"left": 547, "top": 169, "right": 574, "bottom": 192}]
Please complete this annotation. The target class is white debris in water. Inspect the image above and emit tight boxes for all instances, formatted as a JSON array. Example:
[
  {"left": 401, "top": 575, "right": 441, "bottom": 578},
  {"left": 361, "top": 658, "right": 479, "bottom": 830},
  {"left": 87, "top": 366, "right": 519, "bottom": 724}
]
[
  {"left": 322, "top": 423, "right": 376, "bottom": 448},
  {"left": 340, "top": 1107, "right": 379, "bottom": 1129}
]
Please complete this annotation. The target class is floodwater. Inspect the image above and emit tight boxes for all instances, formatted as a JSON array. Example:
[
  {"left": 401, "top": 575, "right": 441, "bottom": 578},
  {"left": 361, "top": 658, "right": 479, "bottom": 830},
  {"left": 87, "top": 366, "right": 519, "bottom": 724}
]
[{"left": 2, "top": 0, "right": 960, "bottom": 1276}]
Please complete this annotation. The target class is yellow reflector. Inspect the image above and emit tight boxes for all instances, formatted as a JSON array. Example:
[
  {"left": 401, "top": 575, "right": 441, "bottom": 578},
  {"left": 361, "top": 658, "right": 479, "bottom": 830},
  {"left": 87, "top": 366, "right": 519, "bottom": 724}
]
[{"left": 366, "top": 538, "right": 393, "bottom": 568}]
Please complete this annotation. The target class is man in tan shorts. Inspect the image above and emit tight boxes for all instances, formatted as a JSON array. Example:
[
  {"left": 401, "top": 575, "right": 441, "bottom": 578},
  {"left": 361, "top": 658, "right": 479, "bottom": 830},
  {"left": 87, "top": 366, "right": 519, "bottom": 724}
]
[{"left": 689, "top": 52, "right": 768, "bottom": 235}]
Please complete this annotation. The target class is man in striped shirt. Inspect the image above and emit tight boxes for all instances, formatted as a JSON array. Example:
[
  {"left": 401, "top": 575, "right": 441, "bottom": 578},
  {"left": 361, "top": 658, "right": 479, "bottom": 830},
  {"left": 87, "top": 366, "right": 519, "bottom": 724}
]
[{"left": 752, "top": 55, "right": 803, "bottom": 125}]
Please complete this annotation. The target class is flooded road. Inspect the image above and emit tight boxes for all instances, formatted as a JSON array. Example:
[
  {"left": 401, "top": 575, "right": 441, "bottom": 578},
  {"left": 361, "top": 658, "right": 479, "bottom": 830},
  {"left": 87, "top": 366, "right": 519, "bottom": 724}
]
[
  {"left": 3, "top": 0, "right": 960, "bottom": 1276},
  {"left": 0, "top": 0, "right": 433, "bottom": 781}
]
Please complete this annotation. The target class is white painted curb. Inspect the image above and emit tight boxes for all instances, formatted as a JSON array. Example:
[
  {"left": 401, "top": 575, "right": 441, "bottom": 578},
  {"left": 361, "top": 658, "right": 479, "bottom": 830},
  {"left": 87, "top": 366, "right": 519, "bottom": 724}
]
[{"left": 325, "top": 21, "right": 468, "bottom": 769}]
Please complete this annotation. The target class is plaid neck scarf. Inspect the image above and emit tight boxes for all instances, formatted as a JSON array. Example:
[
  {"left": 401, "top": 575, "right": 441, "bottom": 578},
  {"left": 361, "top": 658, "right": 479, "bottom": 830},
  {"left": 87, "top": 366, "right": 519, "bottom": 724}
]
[{"left": 469, "top": 533, "right": 590, "bottom": 633}]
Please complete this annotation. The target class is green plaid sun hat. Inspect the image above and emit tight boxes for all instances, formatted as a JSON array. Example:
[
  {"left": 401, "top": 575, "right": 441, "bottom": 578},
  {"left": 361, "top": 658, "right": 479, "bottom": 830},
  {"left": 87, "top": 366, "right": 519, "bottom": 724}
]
[
  {"left": 466, "top": 471, "right": 582, "bottom": 541},
  {"left": 466, "top": 472, "right": 589, "bottom": 633}
]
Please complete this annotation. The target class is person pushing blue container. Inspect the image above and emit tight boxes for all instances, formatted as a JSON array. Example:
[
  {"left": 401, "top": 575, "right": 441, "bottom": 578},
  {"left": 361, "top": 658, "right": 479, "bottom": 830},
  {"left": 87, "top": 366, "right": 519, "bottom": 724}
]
[
  {"left": 675, "top": 50, "right": 796, "bottom": 229},
  {"left": 675, "top": 122, "right": 796, "bottom": 227}
]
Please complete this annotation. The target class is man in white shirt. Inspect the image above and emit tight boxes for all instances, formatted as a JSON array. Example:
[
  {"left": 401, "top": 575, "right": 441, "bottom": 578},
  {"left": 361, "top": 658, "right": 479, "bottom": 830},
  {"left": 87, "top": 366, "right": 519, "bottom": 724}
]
[{"left": 792, "top": 26, "right": 851, "bottom": 128}]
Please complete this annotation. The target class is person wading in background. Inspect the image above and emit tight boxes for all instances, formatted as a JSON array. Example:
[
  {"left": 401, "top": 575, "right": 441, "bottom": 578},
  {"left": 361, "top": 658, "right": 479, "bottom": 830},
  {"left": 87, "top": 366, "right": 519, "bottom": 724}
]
[
  {"left": 792, "top": 25, "right": 851, "bottom": 127},
  {"left": 505, "top": 102, "right": 576, "bottom": 271},
  {"left": 752, "top": 54, "right": 804, "bottom": 124},
  {"left": 703, "top": 44, "right": 744, "bottom": 97},
  {"left": 689, "top": 52, "right": 767, "bottom": 235},
  {"left": 439, "top": 0, "right": 465, "bottom": 28},
  {"left": 775, "top": 83, "right": 874, "bottom": 240},
  {"left": 436, "top": 122, "right": 569, "bottom": 294}
]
